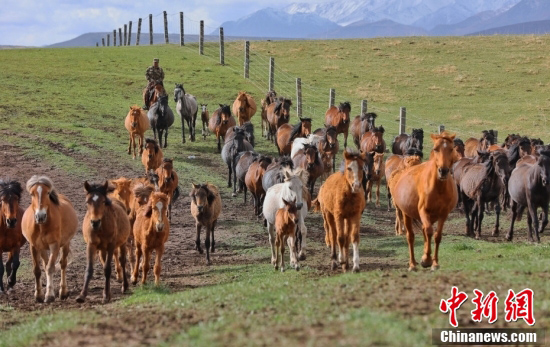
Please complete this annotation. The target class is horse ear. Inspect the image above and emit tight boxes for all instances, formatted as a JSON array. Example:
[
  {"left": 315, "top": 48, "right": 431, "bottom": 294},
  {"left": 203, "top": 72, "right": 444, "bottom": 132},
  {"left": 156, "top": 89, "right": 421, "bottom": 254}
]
[
  {"left": 283, "top": 168, "right": 292, "bottom": 181},
  {"left": 144, "top": 205, "right": 153, "bottom": 217},
  {"left": 84, "top": 181, "right": 91, "bottom": 192},
  {"left": 219, "top": 104, "right": 224, "bottom": 108},
  {"left": 282, "top": 198, "right": 290, "bottom": 207},
  {"left": 379, "top": 125, "right": 385, "bottom": 133},
  {"left": 430, "top": 133, "right": 439, "bottom": 142},
  {"left": 343, "top": 149, "right": 352, "bottom": 161}
]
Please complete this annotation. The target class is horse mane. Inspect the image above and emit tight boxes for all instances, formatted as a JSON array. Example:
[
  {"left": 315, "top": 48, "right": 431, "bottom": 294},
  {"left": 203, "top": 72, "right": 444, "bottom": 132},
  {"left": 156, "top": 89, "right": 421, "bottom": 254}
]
[
  {"left": 411, "top": 128, "right": 424, "bottom": 138},
  {"left": 277, "top": 155, "right": 294, "bottom": 169},
  {"left": 404, "top": 147, "right": 424, "bottom": 158},
  {"left": 0, "top": 179, "right": 22, "bottom": 201},
  {"left": 338, "top": 149, "right": 362, "bottom": 173},
  {"left": 403, "top": 156, "right": 422, "bottom": 167},
  {"left": 453, "top": 138, "right": 464, "bottom": 147},
  {"left": 85, "top": 182, "right": 113, "bottom": 205},
  {"left": 338, "top": 102, "right": 351, "bottom": 113},
  {"left": 133, "top": 183, "right": 154, "bottom": 201},
  {"left": 518, "top": 137, "right": 531, "bottom": 146},
  {"left": 373, "top": 126, "right": 385, "bottom": 134},
  {"left": 26, "top": 175, "right": 60, "bottom": 205},
  {"left": 361, "top": 112, "right": 377, "bottom": 121},
  {"left": 289, "top": 121, "right": 304, "bottom": 141},
  {"left": 473, "top": 155, "right": 496, "bottom": 193},
  {"left": 145, "top": 138, "right": 160, "bottom": 154},
  {"left": 303, "top": 143, "right": 321, "bottom": 165},
  {"left": 507, "top": 143, "right": 520, "bottom": 165}
]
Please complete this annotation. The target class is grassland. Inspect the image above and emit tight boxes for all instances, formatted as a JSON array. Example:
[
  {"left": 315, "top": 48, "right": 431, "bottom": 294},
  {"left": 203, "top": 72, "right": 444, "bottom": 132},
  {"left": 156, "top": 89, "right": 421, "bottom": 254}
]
[{"left": 1, "top": 36, "right": 550, "bottom": 346}]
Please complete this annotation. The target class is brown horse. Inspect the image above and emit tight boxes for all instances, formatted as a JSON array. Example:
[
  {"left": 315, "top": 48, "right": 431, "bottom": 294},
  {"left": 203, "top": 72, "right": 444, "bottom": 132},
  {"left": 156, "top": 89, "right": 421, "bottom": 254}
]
[
  {"left": 464, "top": 130, "right": 496, "bottom": 158},
  {"left": 366, "top": 152, "right": 385, "bottom": 207},
  {"left": 360, "top": 126, "right": 386, "bottom": 154},
  {"left": 200, "top": 104, "right": 210, "bottom": 140},
  {"left": 391, "top": 132, "right": 458, "bottom": 271},
  {"left": 292, "top": 143, "right": 324, "bottom": 196},
  {"left": 261, "top": 90, "right": 278, "bottom": 138},
  {"left": 266, "top": 98, "right": 292, "bottom": 142},
  {"left": 325, "top": 102, "right": 351, "bottom": 148},
  {"left": 0, "top": 180, "right": 25, "bottom": 293},
  {"left": 276, "top": 118, "right": 312, "bottom": 156},
  {"left": 152, "top": 158, "right": 180, "bottom": 221},
  {"left": 274, "top": 198, "right": 300, "bottom": 272},
  {"left": 190, "top": 183, "right": 222, "bottom": 265},
  {"left": 142, "top": 138, "right": 163, "bottom": 175},
  {"left": 232, "top": 91, "right": 257, "bottom": 126},
  {"left": 313, "top": 126, "right": 339, "bottom": 173},
  {"left": 208, "top": 104, "right": 237, "bottom": 152},
  {"left": 245, "top": 155, "right": 273, "bottom": 216},
  {"left": 132, "top": 192, "right": 170, "bottom": 285},
  {"left": 76, "top": 181, "right": 130, "bottom": 303},
  {"left": 385, "top": 148, "right": 424, "bottom": 212},
  {"left": 314, "top": 149, "right": 366, "bottom": 272},
  {"left": 350, "top": 112, "right": 377, "bottom": 149},
  {"left": 454, "top": 138, "right": 466, "bottom": 159},
  {"left": 125, "top": 105, "right": 150, "bottom": 160},
  {"left": 143, "top": 84, "right": 166, "bottom": 110},
  {"left": 22, "top": 176, "right": 78, "bottom": 302}
]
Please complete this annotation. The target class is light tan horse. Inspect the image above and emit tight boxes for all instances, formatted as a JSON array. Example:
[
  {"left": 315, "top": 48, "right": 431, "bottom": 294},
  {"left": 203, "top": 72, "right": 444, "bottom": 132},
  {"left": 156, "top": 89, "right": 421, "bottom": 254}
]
[
  {"left": 232, "top": 91, "right": 257, "bottom": 126},
  {"left": 22, "top": 176, "right": 78, "bottom": 303},
  {"left": 125, "top": 105, "right": 149, "bottom": 159},
  {"left": 392, "top": 132, "right": 458, "bottom": 271}
]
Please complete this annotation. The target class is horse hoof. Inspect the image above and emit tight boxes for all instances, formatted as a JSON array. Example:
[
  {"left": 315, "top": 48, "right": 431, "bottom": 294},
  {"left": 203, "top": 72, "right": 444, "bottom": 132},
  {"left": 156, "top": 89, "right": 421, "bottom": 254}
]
[
  {"left": 331, "top": 262, "right": 338, "bottom": 271},
  {"left": 299, "top": 253, "right": 306, "bottom": 261},
  {"left": 206, "top": 260, "right": 212, "bottom": 266},
  {"left": 197, "top": 248, "right": 204, "bottom": 254},
  {"left": 505, "top": 235, "right": 512, "bottom": 241},
  {"left": 274, "top": 265, "right": 278, "bottom": 271},
  {"left": 352, "top": 266, "right": 360, "bottom": 273},
  {"left": 420, "top": 259, "right": 432, "bottom": 268},
  {"left": 60, "top": 292, "right": 69, "bottom": 300},
  {"left": 102, "top": 297, "right": 111, "bottom": 304},
  {"left": 408, "top": 266, "right": 417, "bottom": 272},
  {"left": 45, "top": 295, "right": 55, "bottom": 303},
  {"left": 232, "top": 193, "right": 237, "bottom": 197},
  {"left": 36, "top": 294, "right": 44, "bottom": 303},
  {"left": 75, "top": 296, "right": 85, "bottom": 303},
  {"left": 475, "top": 235, "right": 481, "bottom": 240},
  {"left": 431, "top": 264, "right": 440, "bottom": 271},
  {"left": 295, "top": 265, "right": 300, "bottom": 271},
  {"left": 280, "top": 267, "right": 285, "bottom": 273}
]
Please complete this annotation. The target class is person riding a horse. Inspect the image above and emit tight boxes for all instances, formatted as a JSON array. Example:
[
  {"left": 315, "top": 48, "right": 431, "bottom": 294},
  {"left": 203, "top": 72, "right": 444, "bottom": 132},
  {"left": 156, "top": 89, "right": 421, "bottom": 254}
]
[{"left": 144, "top": 58, "right": 165, "bottom": 110}]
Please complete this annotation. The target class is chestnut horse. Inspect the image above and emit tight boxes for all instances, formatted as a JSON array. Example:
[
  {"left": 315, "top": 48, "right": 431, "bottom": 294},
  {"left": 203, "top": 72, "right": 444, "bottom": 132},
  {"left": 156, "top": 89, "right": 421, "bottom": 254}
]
[
  {"left": 208, "top": 104, "right": 237, "bottom": 152},
  {"left": 314, "top": 150, "right": 366, "bottom": 272},
  {"left": 0, "top": 180, "right": 25, "bottom": 293},
  {"left": 76, "top": 181, "right": 130, "bottom": 303},
  {"left": 245, "top": 155, "right": 273, "bottom": 216},
  {"left": 153, "top": 158, "right": 180, "bottom": 221},
  {"left": 391, "top": 132, "right": 458, "bottom": 271},
  {"left": 266, "top": 98, "right": 292, "bottom": 142},
  {"left": 350, "top": 112, "right": 377, "bottom": 149},
  {"left": 384, "top": 148, "right": 423, "bottom": 212},
  {"left": 464, "top": 130, "right": 496, "bottom": 158},
  {"left": 312, "top": 126, "right": 340, "bottom": 173},
  {"left": 274, "top": 198, "right": 300, "bottom": 272},
  {"left": 360, "top": 126, "right": 386, "bottom": 154},
  {"left": 143, "top": 84, "right": 166, "bottom": 110},
  {"left": 22, "top": 176, "right": 78, "bottom": 302},
  {"left": 276, "top": 118, "right": 312, "bottom": 156},
  {"left": 200, "top": 104, "right": 210, "bottom": 140},
  {"left": 325, "top": 102, "right": 351, "bottom": 148},
  {"left": 232, "top": 91, "right": 257, "bottom": 126},
  {"left": 453, "top": 138, "right": 466, "bottom": 159},
  {"left": 142, "top": 138, "right": 163, "bottom": 175},
  {"left": 366, "top": 152, "right": 385, "bottom": 207},
  {"left": 125, "top": 105, "right": 149, "bottom": 160}
]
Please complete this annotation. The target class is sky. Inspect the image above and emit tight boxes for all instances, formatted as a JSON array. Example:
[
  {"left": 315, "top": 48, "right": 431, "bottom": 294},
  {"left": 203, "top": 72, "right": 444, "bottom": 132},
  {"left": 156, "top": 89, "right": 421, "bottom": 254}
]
[{"left": 0, "top": 0, "right": 328, "bottom": 46}]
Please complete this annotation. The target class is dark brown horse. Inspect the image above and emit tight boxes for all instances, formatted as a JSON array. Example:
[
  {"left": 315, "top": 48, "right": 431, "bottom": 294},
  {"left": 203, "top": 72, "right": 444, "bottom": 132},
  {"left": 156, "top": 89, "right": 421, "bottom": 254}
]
[
  {"left": 245, "top": 155, "right": 273, "bottom": 216},
  {"left": 266, "top": 98, "right": 292, "bottom": 142},
  {"left": 208, "top": 104, "right": 237, "bottom": 152},
  {"left": 0, "top": 180, "right": 25, "bottom": 294},
  {"left": 261, "top": 90, "right": 278, "bottom": 138},
  {"left": 200, "top": 104, "right": 210, "bottom": 140},
  {"left": 313, "top": 126, "right": 339, "bottom": 173},
  {"left": 392, "top": 128, "right": 424, "bottom": 155},
  {"left": 276, "top": 118, "right": 312, "bottom": 156},
  {"left": 350, "top": 112, "right": 377, "bottom": 149},
  {"left": 360, "top": 126, "right": 386, "bottom": 154},
  {"left": 454, "top": 138, "right": 465, "bottom": 159},
  {"left": 292, "top": 143, "right": 324, "bottom": 196},
  {"left": 507, "top": 151, "right": 550, "bottom": 242},
  {"left": 325, "top": 102, "right": 351, "bottom": 148}
]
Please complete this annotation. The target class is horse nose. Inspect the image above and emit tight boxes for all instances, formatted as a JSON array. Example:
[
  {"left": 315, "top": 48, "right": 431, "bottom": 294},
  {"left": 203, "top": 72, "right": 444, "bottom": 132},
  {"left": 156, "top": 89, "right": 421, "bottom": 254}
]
[
  {"left": 307, "top": 163, "right": 314, "bottom": 170},
  {"left": 6, "top": 218, "right": 17, "bottom": 228},
  {"left": 375, "top": 170, "right": 380, "bottom": 176},
  {"left": 91, "top": 219, "right": 101, "bottom": 229},
  {"left": 543, "top": 178, "right": 548, "bottom": 186},
  {"left": 438, "top": 167, "right": 450, "bottom": 178},
  {"left": 376, "top": 145, "right": 382, "bottom": 151},
  {"left": 197, "top": 205, "right": 204, "bottom": 213},
  {"left": 156, "top": 222, "right": 164, "bottom": 232},
  {"left": 296, "top": 202, "right": 303, "bottom": 210},
  {"left": 35, "top": 211, "right": 47, "bottom": 224},
  {"left": 132, "top": 122, "right": 137, "bottom": 128}
]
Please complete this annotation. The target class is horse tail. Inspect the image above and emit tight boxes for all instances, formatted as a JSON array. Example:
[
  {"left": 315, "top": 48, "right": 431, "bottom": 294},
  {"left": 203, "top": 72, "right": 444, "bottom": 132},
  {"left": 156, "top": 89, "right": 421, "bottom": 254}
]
[
  {"left": 172, "top": 185, "right": 181, "bottom": 204},
  {"left": 312, "top": 198, "right": 321, "bottom": 213}
]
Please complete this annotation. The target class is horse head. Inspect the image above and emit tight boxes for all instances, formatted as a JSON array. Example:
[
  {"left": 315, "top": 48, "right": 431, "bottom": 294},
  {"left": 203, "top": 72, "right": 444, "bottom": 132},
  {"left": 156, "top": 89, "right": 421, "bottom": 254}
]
[
  {"left": 281, "top": 167, "right": 307, "bottom": 210},
  {"left": 325, "top": 125, "right": 338, "bottom": 149},
  {"left": 133, "top": 183, "right": 154, "bottom": 207},
  {"left": 200, "top": 104, "right": 208, "bottom": 113},
  {"left": 338, "top": 102, "right": 351, "bottom": 124},
  {"left": 219, "top": 104, "right": 231, "bottom": 125},
  {"left": 479, "top": 130, "right": 496, "bottom": 151},
  {"left": 26, "top": 175, "right": 59, "bottom": 225},
  {"left": 236, "top": 92, "right": 248, "bottom": 114},
  {"left": 266, "top": 90, "right": 277, "bottom": 105},
  {"left": 530, "top": 138, "right": 544, "bottom": 154},
  {"left": 361, "top": 112, "right": 377, "bottom": 132},
  {"left": 173, "top": 83, "right": 184, "bottom": 103},
  {"left": 84, "top": 181, "right": 112, "bottom": 230},
  {"left": 300, "top": 118, "right": 312, "bottom": 136},
  {"left": 110, "top": 177, "right": 132, "bottom": 213},
  {"left": 453, "top": 138, "right": 465, "bottom": 159},
  {"left": 129, "top": 105, "right": 143, "bottom": 128},
  {"left": 373, "top": 152, "right": 385, "bottom": 177},
  {"left": 277, "top": 98, "right": 292, "bottom": 122},
  {"left": 517, "top": 137, "right": 532, "bottom": 157},
  {"left": 303, "top": 143, "right": 319, "bottom": 171},
  {"left": 144, "top": 138, "right": 160, "bottom": 159},
  {"left": 156, "top": 95, "right": 169, "bottom": 117},
  {"left": 411, "top": 128, "right": 424, "bottom": 151},
  {"left": 371, "top": 126, "right": 385, "bottom": 152},
  {"left": 491, "top": 151, "right": 511, "bottom": 188},
  {"left": 190, "top": 184, "right": 215, "bottom": 214},
  {"left": 430, "top": 132, "right": 457, "bottom": 180},
  {"left": 0, "top": 179, "right": 22, "bottom": 229},
  {"left": 159, "top": 158, "right": 175, "bottom": 185},
  {"left": 536, "top": 150, "right": 550, "bottom": 186},
  {"left": 342, "top": 149, "right": 365, "bottom": 193},
  {"left": 144, "top": 192, "right": 169, "bottom": 232},
  {"left": 282, "top": 198, "right": 299, "bottom": 225}
]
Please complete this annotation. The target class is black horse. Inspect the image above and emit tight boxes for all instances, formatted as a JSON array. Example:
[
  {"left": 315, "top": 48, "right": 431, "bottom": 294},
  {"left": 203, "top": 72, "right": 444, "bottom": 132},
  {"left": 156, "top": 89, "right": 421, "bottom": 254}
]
[
  {"left": 392, "top": 128, "right": 424, "bottom": 155},
  {"left": 221, "top": 128, "right": 253, "bottom": 194},
  {"left": 147, "top": 94, "right": 174, "bottom": 148}
]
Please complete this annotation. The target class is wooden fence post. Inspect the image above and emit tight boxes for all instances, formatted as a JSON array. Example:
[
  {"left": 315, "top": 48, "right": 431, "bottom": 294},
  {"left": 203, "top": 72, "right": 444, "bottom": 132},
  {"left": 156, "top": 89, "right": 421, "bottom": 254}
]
[
  {"left": 219, "top": 27, "right": 225, "bottom": 65},
  {"left": 113, "top": 30, "right": 116, "bottom": 46},
  {"left": 102, "top": 38, "right": 105, "bottom": 46},
  {"left": 439, "top": 125, "right": 445, "bottom": 134},
  {"left": 244, "top": 41, "right": 250, "bottom": 78},
  {"left": 137, "top": 18, "right": 142, "bottom": 46},
  {"left": 107, "top": 34, "right": 110, "bottom": 47},
  {"left": 199, "top": 20, "right": 204, "bottom": 55},
  {"left": 96, "top": 42, "right": 99, "bottom": 47},
  {"left": 180, "top": 12, "right": 184, "bottom": 46},
  {"left": 118, "top": 28, "right": 122, "bottom": 46},
  {"left": 124, "top": 24, "right": 127, "bottom": 46},
  {"left": 399, "top": 107, "right": 407, "bottom": 134},
  {"left": 269, "top": 57, "right": 275, "bottom": 91},
  {"left": 329, "top": 89, "right": 335, "bottom": 108},
  {"left": 296, "top": 78, "right": 302, "bottom": 118},
  {"left": 128, "top": 21, "right": 132, "bottom": 45},
  {"left": 163, "top": 11, "right": 169, "bottom": 44},
  {"left": 361, "top": 100, "right": 367, "bottom": 115},
  {"left": 149, "top": 14, "right": 153, "bottom": 45}
]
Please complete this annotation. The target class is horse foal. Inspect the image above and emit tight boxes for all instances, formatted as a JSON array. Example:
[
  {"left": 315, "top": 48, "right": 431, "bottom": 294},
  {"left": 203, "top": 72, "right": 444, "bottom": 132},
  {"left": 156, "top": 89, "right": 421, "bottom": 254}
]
[{"left": 275, "top": 199, "right": 300, "bottom": 272}]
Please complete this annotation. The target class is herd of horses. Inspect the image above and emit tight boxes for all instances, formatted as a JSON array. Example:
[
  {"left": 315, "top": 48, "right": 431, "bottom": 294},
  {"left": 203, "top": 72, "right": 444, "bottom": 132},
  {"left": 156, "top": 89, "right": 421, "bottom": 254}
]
[{"left": 1, "top": 84, "right": 548, "bottom": 303}]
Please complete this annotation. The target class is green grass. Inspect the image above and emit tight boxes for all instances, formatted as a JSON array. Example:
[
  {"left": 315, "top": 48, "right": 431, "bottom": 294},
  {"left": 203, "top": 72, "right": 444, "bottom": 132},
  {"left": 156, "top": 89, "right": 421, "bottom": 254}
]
[{"left": 2, "top": 37, "right": 550, "bottom": 345}]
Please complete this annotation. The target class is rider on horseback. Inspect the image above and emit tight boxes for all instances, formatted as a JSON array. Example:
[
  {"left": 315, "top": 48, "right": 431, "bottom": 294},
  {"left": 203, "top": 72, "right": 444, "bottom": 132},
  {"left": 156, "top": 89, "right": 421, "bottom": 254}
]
[{"left": 143, "top": 58, "right": 165, "bottom": 110}]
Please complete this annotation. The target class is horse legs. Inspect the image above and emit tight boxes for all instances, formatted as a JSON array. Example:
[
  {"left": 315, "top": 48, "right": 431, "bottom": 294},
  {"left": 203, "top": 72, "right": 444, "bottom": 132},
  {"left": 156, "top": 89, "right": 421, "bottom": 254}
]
[
  {"left": 267, "top": 222, "right": 277, "bottom": 265},
  {"left": 6, "top": 250, "right": 20, "bottom": 291},
  {"left": 181, "top": 115, "right": 186, "bottom": 144},
  {"left": 164, "top": 127, "right": 168, "bottom": 148},
  {"left": 44, "top": 243, "right": 60, "bottom": 303},
  {"left": 506, "top": 200, "right": 518, "bottom": 241},
  {"left": 387, "top": 185, "right": 392, "bottom": 211},
  {"left": 118, "top": 244, "right": 129, "bottom": 293},
  {"left": 139, "top": 134, "right": 144, "bottom": 156},
  {"left": 141, "top": 248, "right": 152, "bottom": 285},
  {"left": 375, "top": 179, "right": 381, "bottom": 207},
  {"left": 128, "top": 133, "right": 133, "bottom": 156},
  {"left": 211, "top": 220, "right": 217, "bottom": 253},
  {"left": 274, "top": 233, "right": 281, "bottom": 271},
  {"left": 232, "top": 161, "right": 238, "bottom": 196},
  {"left": 463, "top": 194, "right": 474, "bottom": 237},
  {"left": 30, "top": 246, "right": 44, "bottom": 302},
  {"left": 366, "top": 180, "right": 373, "bottom": 203},
  {"left": 195, "top": 222, "right": 203, "bottom": 254},
  {"left": 297, "top": 213, "right": 307, "bottom": 261},
  {"left": 58, "top": 245, "right": 69, "bottom": 300},
  {"left": 324, "top": 212, "right": 338, "bottom": 271},
  {"left": 131, "top": 243, "right": 142, "bottom": 285},
  {"left": 475, "top": 199, "right": 485, "bottom": 240},
  {"left": 76, "top": 243, "right": 96, "bottom": 303},
  {"left": 205, "top": 223, "right": 212, "bottom": 265},
  {"left": 492, "top": 200, "right": 501, "bottom": 237},
  {"left": 343, "top": 129, "right": 349, "bottom": 148},
  {"left": 527, "top": 212, "right": 534, "bottom": 242},
  {"left": 227, "top": 161, "right": 233, "bottom": 188},
  {"left": 539, "top": 203, "right": 548, "bottom": 234},
  {"left": 0, "top": 252, "right": 4, "bottom": 294},
  {"left": 527, "top": 200, "right": 540, "bottom": 242},
  {"left": 432, "top": 218, "right": 446, "bottom": 271},
  {"left": 351, "top": 215, "right": 361, "bottom": 273},
  {"left": 154, "top": 245, "right": 164, "bottom": 285},
  {"left": 403, "top": 214, "right": 417, "bottom": 271},
  {"left": 335, "top": 218, "right": 348, "bottom": 272},
  {"left": 418, "top": 214, "right": 434, "bottom": 269}
]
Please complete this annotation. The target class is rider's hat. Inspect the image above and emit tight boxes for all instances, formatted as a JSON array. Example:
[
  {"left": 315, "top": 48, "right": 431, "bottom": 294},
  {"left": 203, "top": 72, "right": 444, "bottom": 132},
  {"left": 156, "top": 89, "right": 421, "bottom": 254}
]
[{"left": 153, "top": 58, "right": 159, "bottom": 63}]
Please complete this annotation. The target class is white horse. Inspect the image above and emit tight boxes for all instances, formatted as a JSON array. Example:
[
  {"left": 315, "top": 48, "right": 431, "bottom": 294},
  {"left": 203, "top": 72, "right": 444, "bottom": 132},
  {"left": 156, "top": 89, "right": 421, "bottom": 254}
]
[
  {"left": 263, "top": 167, "right": 309, "bottom": 268},
  {"left": 174, "top": 83, "right": 198, "bottom": 144},
  {"left": 291, "top": 134, "right": 323, "bottom": 159}
]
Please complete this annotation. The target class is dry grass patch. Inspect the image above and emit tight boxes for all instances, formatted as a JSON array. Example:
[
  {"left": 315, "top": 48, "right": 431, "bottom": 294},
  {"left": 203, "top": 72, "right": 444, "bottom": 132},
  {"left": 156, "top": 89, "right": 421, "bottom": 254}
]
[{"left": 433, "top": 65, "right": 457, "bottom": 75}]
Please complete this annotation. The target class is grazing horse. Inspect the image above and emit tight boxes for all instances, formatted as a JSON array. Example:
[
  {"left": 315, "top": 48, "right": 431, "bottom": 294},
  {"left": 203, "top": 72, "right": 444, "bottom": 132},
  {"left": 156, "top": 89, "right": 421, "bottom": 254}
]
[
  {"left": 507, "top": 151, "right": 550, "bottom": 242},
  {"left": 76, "top": 181, "right": 130, "bottom": 303},
  {"left": 391, "top": 132, "right": 458, "bottom": 271},
  {"left": 366, "top": 152, "right": 385, "bottom": 207},
  {"left": 350, "top": 112, "right": 377, "bottom": 149},
  {"left": 221, "top": 127, "right": 254, "bottom": 194},
  {"left": 174, "top": 83, "right": 198, "bottom": 143},
  {"left": 325, "top": 102, "right": 351, "bottom": 148},
  {"left": 275, "top": 198, "right": 300, "bottom": 272},
  {"left": 0, "top": 180, "right": 25, "bottom": 293},
  {"left": 225, "top": 122, "right": 255, "bottom": 147},
  {"left": 459, "top": 151, "right": 510, "bottom": 239},
  {"left": 263, "top": 168, "right": 309, "bottom": 266},
  {"left": 132, "top": 192, "right": 170, "bottom": 285},
  {"left": 22, "top": 176, "right": 78, "bottom": 302},
  {"left": 314, "top": 150, "right": 366, "bottom": 272},
  {"left": 360, "top": 126, "right": 386, "bottom": 154},
  {"left": 125, "top": 105, "right": 149, "bottom": 159},
  {"left": 292, "top": 143, "right": 324, "bottom": 196},
  {"left": 190, "top": 183, "right": 222, "bottom": 265},
  {"left": 141, "top": 138, "right": 163, "bottom": 175},
  {"left": 143, "top": 84, "right": 166, "bottom": 111},
  {"left": 148, "top": 94, "right": 174, "bottom": 148},
  {"left": 208, "top": 104, "right": 237, "bottom": 152},
  {"left": 232, "top": 91, "right": 257, "bottom": 126},
  {"left": 276, "top": 118, "right": 312, "bottom": 156},
  {"left": 464, "top": 130, "right": 496, "bottom": 158},
  {"left": 153, "top": 158, "right": 180, "bottom": 221},
  {"left": 245, "top": 155, "right": 273, "bottom": 216},
  {"left": 392, "top": 128, "right": 424, "bottom": 155},
  {"left": 200, "top": 104, "right": 210, "bottom": 139},
  {"left": 266, "top": 98, "right": 292, "bottom": 142}
]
